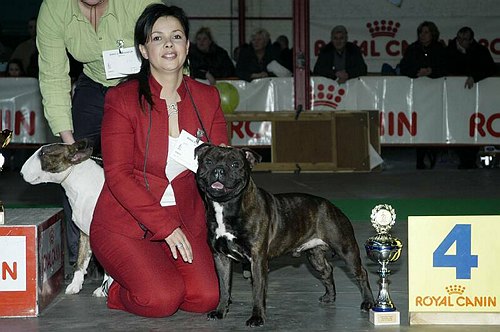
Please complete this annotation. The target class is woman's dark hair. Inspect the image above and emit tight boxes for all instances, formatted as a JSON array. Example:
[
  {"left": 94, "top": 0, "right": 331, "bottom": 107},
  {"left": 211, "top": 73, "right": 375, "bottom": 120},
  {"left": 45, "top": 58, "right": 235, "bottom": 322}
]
[
  {"left": 417, "top": 21, "right": 440, "bottom": 43},
  {"left": 130, "top": 4, "right": 190, "bottom": 112}
]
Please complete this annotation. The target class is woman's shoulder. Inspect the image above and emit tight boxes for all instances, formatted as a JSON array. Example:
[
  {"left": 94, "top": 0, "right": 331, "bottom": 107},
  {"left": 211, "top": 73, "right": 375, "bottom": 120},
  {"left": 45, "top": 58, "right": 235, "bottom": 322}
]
[{"left": 185, "top": 76, "right": 216, "bottom": 93}]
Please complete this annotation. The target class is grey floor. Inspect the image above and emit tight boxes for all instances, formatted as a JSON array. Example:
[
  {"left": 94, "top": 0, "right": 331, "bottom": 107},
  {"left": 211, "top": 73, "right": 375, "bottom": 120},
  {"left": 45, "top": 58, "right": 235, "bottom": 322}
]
[{"left": 0, "top": 147, "right": 499, "bottom": 331}]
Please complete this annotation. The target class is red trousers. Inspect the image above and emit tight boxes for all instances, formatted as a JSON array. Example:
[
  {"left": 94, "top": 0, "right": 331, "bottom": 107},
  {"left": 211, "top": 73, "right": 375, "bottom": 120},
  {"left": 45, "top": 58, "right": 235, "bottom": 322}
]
[{"left": 90, "top": 222, "right": 219, "bottom": 317}]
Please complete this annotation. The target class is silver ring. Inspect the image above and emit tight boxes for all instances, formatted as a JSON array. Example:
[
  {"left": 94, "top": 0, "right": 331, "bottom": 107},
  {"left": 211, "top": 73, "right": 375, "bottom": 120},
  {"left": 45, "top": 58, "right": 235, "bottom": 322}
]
[{"left": 176, "top": 243, "right": 183, "bottom": 248}]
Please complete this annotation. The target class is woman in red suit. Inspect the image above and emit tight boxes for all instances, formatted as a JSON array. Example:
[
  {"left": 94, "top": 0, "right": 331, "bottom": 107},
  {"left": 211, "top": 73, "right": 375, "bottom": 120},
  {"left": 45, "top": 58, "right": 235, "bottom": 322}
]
[{"left": 90, "top": 4, "right": 228, "bottom": 317}]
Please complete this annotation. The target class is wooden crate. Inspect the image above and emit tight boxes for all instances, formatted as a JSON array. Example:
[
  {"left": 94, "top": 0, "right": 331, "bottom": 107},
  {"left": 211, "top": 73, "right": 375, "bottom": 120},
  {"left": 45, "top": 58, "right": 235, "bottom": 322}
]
[
  {"left": 225, "top": 111, "right": 379, "bottom": 172},
  {"left": 0, "top": 208, "right": 64, "bottom": 317}
]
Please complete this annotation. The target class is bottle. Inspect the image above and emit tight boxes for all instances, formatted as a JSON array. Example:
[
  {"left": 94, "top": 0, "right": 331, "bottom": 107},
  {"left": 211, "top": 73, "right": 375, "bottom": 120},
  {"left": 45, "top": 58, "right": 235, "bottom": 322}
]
[{"left": 0, "top": 200, "right": 4, "bottom": 224}]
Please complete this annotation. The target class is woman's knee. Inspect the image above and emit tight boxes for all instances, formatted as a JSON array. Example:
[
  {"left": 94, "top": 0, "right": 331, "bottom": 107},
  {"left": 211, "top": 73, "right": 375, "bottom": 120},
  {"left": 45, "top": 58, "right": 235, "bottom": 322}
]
[
  {"left": 126, "top": 287, "right": 186, "bottom": 318},
  {"left": 183, "top": 286, "right": 219, "bottom": 313}
]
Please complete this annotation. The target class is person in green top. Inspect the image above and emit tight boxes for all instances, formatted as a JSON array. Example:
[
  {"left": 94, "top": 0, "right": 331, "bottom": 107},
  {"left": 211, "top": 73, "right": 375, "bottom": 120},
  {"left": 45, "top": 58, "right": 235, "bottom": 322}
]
[{"left": 36, "top": 0, "right": 160, "bottom": 265}]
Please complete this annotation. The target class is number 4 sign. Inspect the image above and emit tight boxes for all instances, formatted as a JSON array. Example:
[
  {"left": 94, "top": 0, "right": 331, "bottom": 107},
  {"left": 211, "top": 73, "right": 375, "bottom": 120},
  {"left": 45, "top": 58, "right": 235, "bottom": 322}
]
[
  {"left": 409, "top": 216, "right": 500, "bottom": 324},
  {"left": 432, "top": 224, "right": 478, "bottom": 279}
]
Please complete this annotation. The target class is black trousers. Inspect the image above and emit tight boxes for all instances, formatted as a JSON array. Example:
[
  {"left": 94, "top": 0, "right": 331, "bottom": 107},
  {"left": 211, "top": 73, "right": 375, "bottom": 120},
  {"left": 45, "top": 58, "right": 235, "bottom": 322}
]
[{"left": 65, "top": 74, "right": 108, "bottom": 264}]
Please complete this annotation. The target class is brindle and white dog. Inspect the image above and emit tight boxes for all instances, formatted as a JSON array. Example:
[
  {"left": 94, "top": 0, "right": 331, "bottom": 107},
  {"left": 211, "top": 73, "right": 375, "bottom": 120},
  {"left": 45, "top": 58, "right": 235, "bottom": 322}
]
[
  {"left": 195, "top": 144, "right": 374, "bottom": 327},
  {"left": 21, "top": 140, "right": 109, "bottom": 296}
]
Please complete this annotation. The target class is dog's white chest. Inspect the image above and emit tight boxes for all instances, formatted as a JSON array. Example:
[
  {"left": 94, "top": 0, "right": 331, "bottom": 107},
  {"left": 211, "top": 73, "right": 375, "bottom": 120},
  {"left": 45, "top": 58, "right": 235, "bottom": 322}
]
[{"left": 213, "top": 202, "right": 237, "bottom": 241}]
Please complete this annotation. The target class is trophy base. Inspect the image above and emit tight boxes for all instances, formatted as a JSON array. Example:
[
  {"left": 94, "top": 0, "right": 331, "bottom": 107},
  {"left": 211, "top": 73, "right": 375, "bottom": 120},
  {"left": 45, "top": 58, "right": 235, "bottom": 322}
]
[{"left": 369, "top": 309, "right": 400, "bottom": 325}]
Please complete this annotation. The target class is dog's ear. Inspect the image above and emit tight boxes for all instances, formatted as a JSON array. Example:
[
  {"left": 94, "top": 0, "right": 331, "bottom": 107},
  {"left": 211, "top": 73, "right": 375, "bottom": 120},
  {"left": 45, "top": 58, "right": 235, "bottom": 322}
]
[
  {"left": 194, "top": 142, "right": 213, "bottom": 158},
  {"left": 241, "top": 148, "right": 262, "bottom": 168},
  {"left": 74, "top": 138, "right": 90, "bottom": 150},
  {"left": 68, "top": 141, "right": 93, "bottom": 165}
]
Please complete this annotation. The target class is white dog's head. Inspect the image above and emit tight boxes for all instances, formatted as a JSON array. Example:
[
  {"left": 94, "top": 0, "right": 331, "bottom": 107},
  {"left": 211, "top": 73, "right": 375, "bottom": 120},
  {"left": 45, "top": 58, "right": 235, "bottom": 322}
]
[{"left": 21, "top": 141, "right": 93, "bottom": 184}]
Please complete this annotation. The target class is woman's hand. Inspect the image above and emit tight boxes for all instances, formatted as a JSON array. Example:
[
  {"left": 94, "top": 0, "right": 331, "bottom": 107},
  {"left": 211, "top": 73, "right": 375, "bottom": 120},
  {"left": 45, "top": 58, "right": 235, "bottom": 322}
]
[
  {"left": 165, "top": 227, "right": 193, "bottom": 263},
  {"left": 59, "top": 130, "right": 75, "bottom": 144}
]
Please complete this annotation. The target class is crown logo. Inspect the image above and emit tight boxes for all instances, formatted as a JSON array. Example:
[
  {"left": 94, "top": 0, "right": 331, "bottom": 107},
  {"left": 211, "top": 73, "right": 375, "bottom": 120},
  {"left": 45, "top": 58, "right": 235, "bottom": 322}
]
[
  {"left": 445, "top": 285, "right": 465, "bottom": 295},
  {"left": 312, "top": 84, "right": 346, "bottom": 109},
  {"left": 366, "top": 20, "right": 400, "bottom": 38}
]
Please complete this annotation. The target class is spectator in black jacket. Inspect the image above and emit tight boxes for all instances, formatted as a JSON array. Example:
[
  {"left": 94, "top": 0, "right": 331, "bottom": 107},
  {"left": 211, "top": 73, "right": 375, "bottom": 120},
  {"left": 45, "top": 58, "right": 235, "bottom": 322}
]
[
  {"left": 446, "top": 26, "right": 496, "bottom": 89},
  {"left": 272, "top": 35, "right": 293, "bottom": 72},
  {"left": 399, "top": 21, "right": 447, "bottom": 79},
  {"left": 236, "top": 28, "right": 279, "bottom": 81},
  {"left": 189, "top": 27, "right": 235, "bottom": 85},
  {"left": 400, "top": 21, "right": 448, "bottom": 169},
  {"left": 313, "top": 25, "right": 367, "bottom": 83}
]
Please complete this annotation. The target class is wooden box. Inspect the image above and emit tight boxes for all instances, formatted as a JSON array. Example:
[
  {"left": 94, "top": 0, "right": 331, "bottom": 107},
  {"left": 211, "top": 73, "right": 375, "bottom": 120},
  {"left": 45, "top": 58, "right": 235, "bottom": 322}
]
[
  {"left": 0, "top": 208, "right": 64, "bottom": 317},
  {"left": 225, "top": 111, "right": 379, "bottom": 172}
]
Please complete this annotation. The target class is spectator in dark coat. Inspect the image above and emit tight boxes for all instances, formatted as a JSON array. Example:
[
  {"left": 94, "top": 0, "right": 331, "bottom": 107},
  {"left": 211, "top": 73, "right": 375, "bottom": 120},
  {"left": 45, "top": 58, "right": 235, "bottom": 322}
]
[
  {"left": 189, "top": 27, "right": 235, "bottom": 85},
  {"left": 313, "top": 25, "right": 367, "bottom": 83},
  {"left": 446, "top": 27, "right": 496, "bottom": 169},
  {"left": 446, "top": 26, "right": 496, "bottom": 89},
  {"left": 235, "top": 28, "right": 279, "bottom": 81},
  {"left": 399, "top": 21, "right": 447, "bottom": 79},
  {"left": 272, "top": 35, "right": 293, "bottom": 72}
]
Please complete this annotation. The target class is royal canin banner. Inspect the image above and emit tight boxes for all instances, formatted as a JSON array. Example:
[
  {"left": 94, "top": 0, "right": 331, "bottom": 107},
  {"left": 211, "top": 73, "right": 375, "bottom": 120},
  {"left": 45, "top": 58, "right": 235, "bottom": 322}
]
[
  {"left": 222, "top": 76, "right": 500, "bottom": 145},
  {"left": 0, "top": 78, "right": 55, "bottom": 144},
  {"left": 311, "top": 17, "right": 500, "bottom": 73},
  {"left": 1, "top": 77, "right": 499, "bottom": 145}
]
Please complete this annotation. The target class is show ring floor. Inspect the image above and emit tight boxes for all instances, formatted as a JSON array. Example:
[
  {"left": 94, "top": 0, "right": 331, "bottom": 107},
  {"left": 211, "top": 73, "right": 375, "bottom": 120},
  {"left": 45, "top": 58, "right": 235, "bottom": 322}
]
[{"left": 1, "top": 147, "right": 499, "bottom": 331}]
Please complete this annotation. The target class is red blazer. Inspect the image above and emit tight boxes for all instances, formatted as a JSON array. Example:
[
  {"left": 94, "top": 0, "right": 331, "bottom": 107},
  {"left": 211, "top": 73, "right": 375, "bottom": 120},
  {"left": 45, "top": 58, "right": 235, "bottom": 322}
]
[{"left": 92, "top": 76, "right": 228, "bottom": 241}]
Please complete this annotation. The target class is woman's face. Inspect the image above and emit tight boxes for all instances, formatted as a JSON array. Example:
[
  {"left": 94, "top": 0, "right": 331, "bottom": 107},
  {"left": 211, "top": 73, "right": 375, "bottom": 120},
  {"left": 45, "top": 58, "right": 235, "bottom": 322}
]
[
  {"left": 8, "top": 63, "right": 22, "bottom": 77},
  {"left": 139, "top": 16, "right": 189, "bottom": 77},
  {"left": 196, "top": 33, "right": 212, "bottom": 53},
  {"left": 251, "top": 33, "right": 268, "bottom": 52},
  {"left": 419, "top": 26, "right": 432, "bottom": 46}
]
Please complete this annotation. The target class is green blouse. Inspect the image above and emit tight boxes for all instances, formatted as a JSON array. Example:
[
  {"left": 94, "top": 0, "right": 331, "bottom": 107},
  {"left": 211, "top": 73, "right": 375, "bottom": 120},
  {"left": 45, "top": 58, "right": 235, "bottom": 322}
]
[{"left": 37, "top": 0, "right": 160, "bottom": 135}]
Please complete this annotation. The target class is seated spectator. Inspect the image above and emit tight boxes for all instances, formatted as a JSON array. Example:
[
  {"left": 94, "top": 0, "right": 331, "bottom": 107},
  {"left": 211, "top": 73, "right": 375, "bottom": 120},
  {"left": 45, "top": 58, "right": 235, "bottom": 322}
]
[
  {"left": 313, "top": 25, "right": 367, "bottom": 83},
  {"left": 446, "top": 26, "right": 496, "bottom": 89},
  {"left": 272, "top": 35, "right": 293, "bottom": 72},
  {"left": 5, "top": 58, "right": 25, "bottom": 77},
  {"left": 10, "top": 16, "right": 38, "bottom": 78},
  {"left": 189, "top": 27, "right": 235, "bottom": 85},
  {"left": 401, "top": 21, "right": 447, "bottom": 169},
  {"left": 447, "top": 27, "right": 495, "bottom": 169},
  {"left": 236, "top": 28, "right": 279, "bottom": 81},
  {"left": 399, "top": 21, "right": 447, "bottom": 79}
]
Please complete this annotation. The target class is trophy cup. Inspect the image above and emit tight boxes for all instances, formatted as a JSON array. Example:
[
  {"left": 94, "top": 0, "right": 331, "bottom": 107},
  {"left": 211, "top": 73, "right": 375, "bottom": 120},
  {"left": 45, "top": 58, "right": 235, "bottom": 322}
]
[
  {"left": 0, "top": 129, "right": 13, "bottom": 172},
  {"left": 0, "top": 129, "right": 13, "bottom": 224},
  {"left": 365, "top": 204, "right": 403, "bottom": 325}
]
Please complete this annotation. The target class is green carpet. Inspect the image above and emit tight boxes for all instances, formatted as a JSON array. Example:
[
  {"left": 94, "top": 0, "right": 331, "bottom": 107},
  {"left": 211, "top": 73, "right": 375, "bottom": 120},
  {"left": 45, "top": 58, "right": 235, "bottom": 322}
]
[
  {"left": 6, "top": 198, "right": 500, "bottom": 223},
  {"left": 333, "top": 198, "right": 500, "bottom": 222}
]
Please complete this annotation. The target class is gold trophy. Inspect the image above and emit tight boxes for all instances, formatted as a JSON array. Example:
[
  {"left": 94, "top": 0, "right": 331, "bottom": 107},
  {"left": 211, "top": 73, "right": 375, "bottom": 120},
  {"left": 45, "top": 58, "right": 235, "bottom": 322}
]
[
  {"left": 0, "top": 129, "right": 13, "bottom": 172},
  {"left": 0, "top": 129, "right": 12, "bottom": 224},
  {"left": 365, "top": 204, "right": 402, "bottom": 325}
]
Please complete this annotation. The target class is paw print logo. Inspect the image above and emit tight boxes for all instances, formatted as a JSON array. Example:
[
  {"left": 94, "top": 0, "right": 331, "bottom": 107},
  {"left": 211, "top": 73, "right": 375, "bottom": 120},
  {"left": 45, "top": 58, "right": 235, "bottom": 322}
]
[{"left": 312, "top": 84, "right": 346, "bottom": 109}]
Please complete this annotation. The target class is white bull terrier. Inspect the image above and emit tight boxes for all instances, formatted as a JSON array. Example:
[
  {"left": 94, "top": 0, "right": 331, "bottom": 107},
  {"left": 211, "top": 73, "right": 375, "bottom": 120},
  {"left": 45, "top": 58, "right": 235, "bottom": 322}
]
[{"left": 20, "top": 140, "right": 110, "bottom": 296}]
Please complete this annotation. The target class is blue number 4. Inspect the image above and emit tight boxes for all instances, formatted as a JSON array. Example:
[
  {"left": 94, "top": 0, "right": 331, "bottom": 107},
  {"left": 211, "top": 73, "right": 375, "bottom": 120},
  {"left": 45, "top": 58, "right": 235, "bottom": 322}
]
[{"left": 433, "top": 224, "right": 478, "bottom": 279}]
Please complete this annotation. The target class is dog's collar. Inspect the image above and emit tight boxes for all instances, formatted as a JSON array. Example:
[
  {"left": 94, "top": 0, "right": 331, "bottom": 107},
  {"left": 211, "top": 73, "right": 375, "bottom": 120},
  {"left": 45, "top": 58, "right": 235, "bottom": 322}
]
[{"left": 58, "top": 166, "right": 74, "bottom": 185}]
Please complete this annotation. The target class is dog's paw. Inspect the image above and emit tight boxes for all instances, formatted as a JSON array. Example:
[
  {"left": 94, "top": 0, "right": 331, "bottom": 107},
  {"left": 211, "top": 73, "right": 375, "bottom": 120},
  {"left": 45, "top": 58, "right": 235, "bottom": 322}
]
[
  {"left": 360, "top": 299, "right": 375, "bottom": 312},
  {"left": 319, "top": 292, "right": 336, "bottom": 303},
  {"left": 246, "top": 315, "right": 265, "bottom": 327},
  {"left": 65, "top": 270, "right": 85, "bottom": 295},
  {"left": 207, "top": 310, "right": 225, "bottom": 320},
  {"left": 65, "top": 281, "right": 83, "bottom": 295}
]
